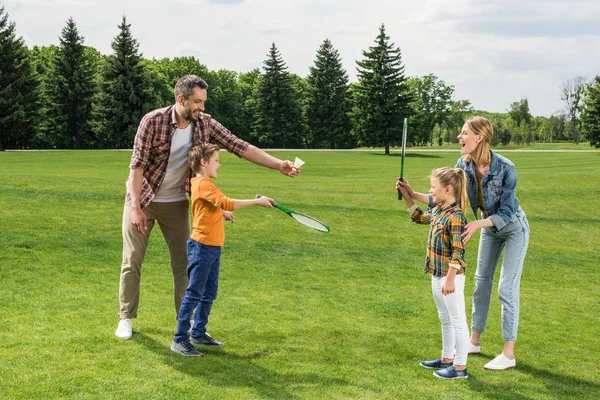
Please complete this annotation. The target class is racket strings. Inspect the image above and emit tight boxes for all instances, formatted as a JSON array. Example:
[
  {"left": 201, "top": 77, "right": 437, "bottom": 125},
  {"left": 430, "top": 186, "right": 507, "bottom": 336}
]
[{"left": 289, "top": 212, "right": 330, "bottom": 232}]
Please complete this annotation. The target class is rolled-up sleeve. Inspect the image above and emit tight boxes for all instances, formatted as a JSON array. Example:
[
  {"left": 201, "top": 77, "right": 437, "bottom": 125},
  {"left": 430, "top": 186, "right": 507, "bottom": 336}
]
[
  {"left": 130, "top": 114, "right": 153, "bottom": 169},
  {"left": 448, "top": 214, "right": 467, "bottom": 270},
  {"left": 489, "top": 164, "right": 519, "bottom": 231}
]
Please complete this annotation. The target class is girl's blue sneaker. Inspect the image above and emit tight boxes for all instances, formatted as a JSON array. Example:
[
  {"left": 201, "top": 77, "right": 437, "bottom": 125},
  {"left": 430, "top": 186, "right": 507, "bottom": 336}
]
[
  {"left": 420, "top": 358, "right": 453, "bottom": 370},
  {"left": 433, "top": 365, "right": 468, "bottom": 379}
]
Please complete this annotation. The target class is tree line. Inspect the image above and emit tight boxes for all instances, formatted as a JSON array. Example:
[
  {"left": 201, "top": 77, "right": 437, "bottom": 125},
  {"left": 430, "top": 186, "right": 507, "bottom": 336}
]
[{"left": 1, "top": 7, "right": 599, "bottom": 152}]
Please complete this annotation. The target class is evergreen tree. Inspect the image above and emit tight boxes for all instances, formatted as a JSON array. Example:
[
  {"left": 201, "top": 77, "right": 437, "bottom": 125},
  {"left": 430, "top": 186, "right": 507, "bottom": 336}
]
[
  {"left": 0, "top": 6, "right": 38, "bottom": 150},
  {"left": 91, "top": 16, "right": 154, "bottom": 148},
  {"left": 43, "top": 18, "right": 96, "bottom": 148},
  {"left": 352, "top": 24, "right": 410, "bottom": 154},
  {"left": 581, "top": 76, "right": 600, "bottom": 148},
  {"left": 238, "top": 68, "right": 261, "bottom": 142},
  {"left": 306, "top": 39, "right": 352, "bottom": 149},
  {"left": 253, "top": 43, "right": 303, "bottom": 148},
  {"left": 29, "top": 45, "right": 57, "bottom": 148}
]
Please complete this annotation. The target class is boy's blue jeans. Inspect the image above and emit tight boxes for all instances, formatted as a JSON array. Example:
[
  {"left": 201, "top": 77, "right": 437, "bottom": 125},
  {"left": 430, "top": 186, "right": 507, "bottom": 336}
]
[
  {"left": 174, "top": 239, "right": 221, "bottom": 343},
  {"left": 471, "top": 209, "right": 529, "bottom": 341}
]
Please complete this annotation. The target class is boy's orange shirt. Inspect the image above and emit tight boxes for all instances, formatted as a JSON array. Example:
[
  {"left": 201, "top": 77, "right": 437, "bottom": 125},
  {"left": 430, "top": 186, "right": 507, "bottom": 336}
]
[{"left": 190, "top": 176, "right": 235, "bottom": 246}]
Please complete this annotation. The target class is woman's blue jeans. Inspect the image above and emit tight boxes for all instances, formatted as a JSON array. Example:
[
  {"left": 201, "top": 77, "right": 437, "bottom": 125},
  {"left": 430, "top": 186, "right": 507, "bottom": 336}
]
[
  {"left": 174, "top": 239, "right": 221, "bottom": 343},
  {"left": 471, "top": 209, "right": 529, "bottom": 341}
]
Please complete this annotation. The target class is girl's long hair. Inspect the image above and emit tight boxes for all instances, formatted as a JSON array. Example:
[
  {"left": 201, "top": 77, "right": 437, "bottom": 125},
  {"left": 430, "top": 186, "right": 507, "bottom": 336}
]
[
  {"left": 464, "top": 116, "right": 493, "bottom": 168},
  {"left": 432, "top": 167, "right": 468, "bottom": 214}
]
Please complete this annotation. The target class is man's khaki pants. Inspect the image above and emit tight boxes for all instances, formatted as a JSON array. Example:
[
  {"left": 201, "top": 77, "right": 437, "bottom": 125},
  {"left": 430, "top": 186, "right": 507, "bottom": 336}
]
[{"left": 118, "top": 200, "right": 190, "bottom": 319}]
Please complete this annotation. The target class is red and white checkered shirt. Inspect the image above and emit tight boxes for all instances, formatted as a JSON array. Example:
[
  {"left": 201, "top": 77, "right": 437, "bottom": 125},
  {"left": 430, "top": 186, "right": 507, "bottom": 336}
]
[{"left": 127, "top": 105, "right": 249, "bottom": 209}]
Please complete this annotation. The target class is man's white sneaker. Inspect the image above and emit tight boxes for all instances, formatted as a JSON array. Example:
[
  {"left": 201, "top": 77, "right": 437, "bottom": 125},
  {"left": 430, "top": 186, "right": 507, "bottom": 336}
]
[
  {"left": 484, "top": 354, "right": 516, "bottom": 370},
  {"left": 467, "top": 342, "right": 481, "bottom": 354},
  {"left": 115, "top": 319, "right": 133, "bottom": 340}
]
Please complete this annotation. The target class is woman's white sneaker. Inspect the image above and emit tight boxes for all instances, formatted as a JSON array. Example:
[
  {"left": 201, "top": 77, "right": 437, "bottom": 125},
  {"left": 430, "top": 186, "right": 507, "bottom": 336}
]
[
  {"left": 484, "top": 354, "right": 516, "bottom": 370},
  {"left": 467, "top": 342, "right": 480, "bottom": 354},
  {"left": 115, "top": 318, "right": 133, "bottom": 340}
]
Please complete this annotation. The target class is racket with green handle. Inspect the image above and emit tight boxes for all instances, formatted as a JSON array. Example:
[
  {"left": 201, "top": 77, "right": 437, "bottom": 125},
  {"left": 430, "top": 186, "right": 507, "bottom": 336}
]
[
  {"left": 398, "top": 118, "right": 408, "bottom": 200},
  {"left": 256, "top": 195, "right": 330, "bottom": 233}
]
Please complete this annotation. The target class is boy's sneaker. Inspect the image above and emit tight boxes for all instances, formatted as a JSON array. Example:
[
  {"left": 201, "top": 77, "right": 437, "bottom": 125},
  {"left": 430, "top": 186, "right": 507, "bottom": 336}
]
[
  {"left": 190, "top": 332, "right": 224, "bottom": 347},
  {"left": 420, "top": 358, "right": 453, "bottom": 370},
  {"left": 484, "top": 354, "right": 516, "bottom": 370},
  {"left": 171, "top": 340, "right": 204, "bottom": 357},
  {"left": 115, "top": 319, "right": 132, "bottom": 340},
  {"left": 434, "top": 366, "right": 469, "bottom": 379},
  {"left": 467, "top": 342, "right": 481, "bottom": 354}
]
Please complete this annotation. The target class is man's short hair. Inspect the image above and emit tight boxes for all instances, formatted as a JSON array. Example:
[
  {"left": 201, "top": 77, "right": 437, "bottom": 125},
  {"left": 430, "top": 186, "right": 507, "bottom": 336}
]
[{"left": 174, "top": 75, "right": 208, "bottom": 102}]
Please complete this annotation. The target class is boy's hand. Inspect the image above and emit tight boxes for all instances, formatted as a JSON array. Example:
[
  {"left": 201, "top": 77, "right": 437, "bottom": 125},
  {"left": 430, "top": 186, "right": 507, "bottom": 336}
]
[
  {"left": 223, "top": 211, "right": 235, "bottom": 224},
  {"left": 257, "top": 197, "right": 274, "bottom": 207}
]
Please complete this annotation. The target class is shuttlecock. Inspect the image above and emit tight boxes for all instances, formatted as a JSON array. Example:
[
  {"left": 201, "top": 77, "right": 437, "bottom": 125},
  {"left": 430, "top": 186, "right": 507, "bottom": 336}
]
[{"left": 294, "top": 157, "right": 305, "bottom": 169}]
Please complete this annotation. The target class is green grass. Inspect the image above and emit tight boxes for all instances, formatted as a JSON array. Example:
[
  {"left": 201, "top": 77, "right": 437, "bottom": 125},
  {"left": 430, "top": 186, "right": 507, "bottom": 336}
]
[{"left": 0, "top": 149, "right": 599, "bottom": 399}]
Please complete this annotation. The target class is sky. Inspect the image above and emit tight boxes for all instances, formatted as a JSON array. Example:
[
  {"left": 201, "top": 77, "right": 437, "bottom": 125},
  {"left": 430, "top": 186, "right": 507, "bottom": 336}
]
[{"left": 4, "top": 0, "right": 600, "bottom": 116}]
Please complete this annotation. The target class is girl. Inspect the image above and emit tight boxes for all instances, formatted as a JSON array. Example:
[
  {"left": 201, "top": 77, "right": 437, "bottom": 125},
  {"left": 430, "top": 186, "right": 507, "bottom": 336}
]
[{"left": 397, "top": 167, "right": 469, "bottom": 379}]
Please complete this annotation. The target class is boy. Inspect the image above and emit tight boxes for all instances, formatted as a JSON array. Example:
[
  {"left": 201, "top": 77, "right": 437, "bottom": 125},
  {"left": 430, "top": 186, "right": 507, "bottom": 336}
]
[{"left": 171, "top": 143, "right": 273, "bottom": 357}]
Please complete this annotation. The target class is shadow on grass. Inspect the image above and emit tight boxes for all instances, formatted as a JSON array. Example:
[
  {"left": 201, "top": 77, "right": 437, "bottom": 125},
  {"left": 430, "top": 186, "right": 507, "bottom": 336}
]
[
  {"left": 370, "top": 152, "right": 442, "bottom": 159},
  {"left": 135, "top": 332, "right": 355, "bottom": 399},
  {"left": 467, "top": 358, "right": 600, "bottom": 399}
]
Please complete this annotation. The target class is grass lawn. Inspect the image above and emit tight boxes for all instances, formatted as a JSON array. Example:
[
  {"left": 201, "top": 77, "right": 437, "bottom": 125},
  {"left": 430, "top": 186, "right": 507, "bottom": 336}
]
[{"left": 0, "top": 149, "right": 599, "bottom": 399}]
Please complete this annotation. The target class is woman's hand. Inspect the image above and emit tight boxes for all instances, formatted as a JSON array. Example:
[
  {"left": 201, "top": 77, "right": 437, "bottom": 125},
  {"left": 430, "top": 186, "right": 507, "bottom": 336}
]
[{"left": 462, "top": 219, "right": 492, "bottom": 242}]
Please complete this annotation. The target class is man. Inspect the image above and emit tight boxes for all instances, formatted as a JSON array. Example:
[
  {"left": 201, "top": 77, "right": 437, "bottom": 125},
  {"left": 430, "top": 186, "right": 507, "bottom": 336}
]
[{"left": 115, "top": 75, "right": 299, "bottom": 339}]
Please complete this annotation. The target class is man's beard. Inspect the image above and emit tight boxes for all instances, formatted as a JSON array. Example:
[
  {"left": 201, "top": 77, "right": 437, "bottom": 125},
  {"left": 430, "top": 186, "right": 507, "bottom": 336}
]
[{"left": 183, "top": 102, "right": 195, "bottom": 121}]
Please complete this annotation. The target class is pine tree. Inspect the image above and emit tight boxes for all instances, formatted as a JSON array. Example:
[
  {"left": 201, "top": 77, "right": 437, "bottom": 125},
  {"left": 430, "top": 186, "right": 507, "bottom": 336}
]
[
  {"left": 253, "top": 43, "right": 303, "bottom": 148},
  {"left": 0, "top": 6, "right": 38, "bottom": 150},
  {"left": 43, "top": 17, "right": 96, "bottom": 148},
  {"left": 306, "top": 39, "right": 352, "bottom": 149},
  {"left": 352, "top": 24, "right": 410, "bottom": 154},
  {"left": 581, "top": 76, "right": 600, "bottom": 148},
  {"left": 91, "top": 16, "right": 153, "bottom": 148}
]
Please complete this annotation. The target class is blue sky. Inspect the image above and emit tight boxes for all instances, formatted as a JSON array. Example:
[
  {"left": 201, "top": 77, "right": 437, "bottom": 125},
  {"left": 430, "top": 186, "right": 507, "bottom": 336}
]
[{"left": 5, "top": 0, "right": 600, "bottom": 116}]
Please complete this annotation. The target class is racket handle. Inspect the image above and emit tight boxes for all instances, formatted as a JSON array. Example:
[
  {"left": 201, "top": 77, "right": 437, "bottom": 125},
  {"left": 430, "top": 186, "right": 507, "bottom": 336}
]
[
  {"left": 256, "top": 194, "right": 277, "bottom": 207},
  {"left": 397, "top": 178, "right": 404, "bottom": 201}
]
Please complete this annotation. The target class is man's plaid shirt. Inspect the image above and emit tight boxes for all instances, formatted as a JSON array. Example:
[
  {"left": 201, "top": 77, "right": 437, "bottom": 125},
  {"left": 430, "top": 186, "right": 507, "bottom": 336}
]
[
  {"left": 128, "top": 106, "right": 249, "bottom": 209},
  {"left": 410, "top": 201, "right": 467, "bottom": 277}
]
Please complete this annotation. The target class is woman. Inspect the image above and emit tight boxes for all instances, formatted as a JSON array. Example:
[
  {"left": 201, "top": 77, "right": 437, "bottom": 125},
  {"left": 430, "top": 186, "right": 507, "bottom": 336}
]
[{"left": 397, "top": 116, "right": 529, "bottom": 370}]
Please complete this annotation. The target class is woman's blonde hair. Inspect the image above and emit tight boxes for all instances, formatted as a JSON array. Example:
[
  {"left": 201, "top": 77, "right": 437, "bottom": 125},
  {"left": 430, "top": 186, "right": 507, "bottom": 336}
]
[
  {"left": 188, "top": 143, "right": 220, "bottom": 174},
  {"left": 431, "top": 167, "right": 468, "bottom": 214},
  {"left": 464, "top": 116, "right": 493, "bottom": 167}
]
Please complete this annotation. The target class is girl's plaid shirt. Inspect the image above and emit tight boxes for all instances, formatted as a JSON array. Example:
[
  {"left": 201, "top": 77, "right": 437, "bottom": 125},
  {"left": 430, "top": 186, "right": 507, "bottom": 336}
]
[
  {"left": 410, "top": 202, "right": 467, "bottom": 277},
  {"left": 127, "top": 106, "right": 249, "bottom": 209}
]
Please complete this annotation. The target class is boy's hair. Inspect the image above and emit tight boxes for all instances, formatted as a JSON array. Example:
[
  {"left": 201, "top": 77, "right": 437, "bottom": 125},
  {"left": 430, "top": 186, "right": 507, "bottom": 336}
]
[
  {"left": 188, "top": 143, "right": 220, "bottom": 174},
  {"left": 431, "top": 167, "right": 468, "bottom": 214},
  {"left": 174, "top": 75, "right": 208, "bottom": 102},
  {"left": 464, "top": 116, "right": 493, "bottom": 167}
]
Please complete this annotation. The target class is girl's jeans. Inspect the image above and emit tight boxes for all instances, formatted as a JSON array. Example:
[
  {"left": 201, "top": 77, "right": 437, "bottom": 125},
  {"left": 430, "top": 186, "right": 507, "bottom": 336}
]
[
  {"left": 174, "top": 239, "right": 221, "bottom": 343},
  {"left": 472, "top": 210, "right": 529, "bottom": 341},
  {"left": 432, "top": 274, "right": 469, "bottom": 366}
]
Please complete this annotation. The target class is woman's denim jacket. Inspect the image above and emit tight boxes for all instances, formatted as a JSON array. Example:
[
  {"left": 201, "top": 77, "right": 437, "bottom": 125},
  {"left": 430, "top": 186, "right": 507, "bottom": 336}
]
[{"left": 429, "top": 151, "right": 522, "bottom": 232}]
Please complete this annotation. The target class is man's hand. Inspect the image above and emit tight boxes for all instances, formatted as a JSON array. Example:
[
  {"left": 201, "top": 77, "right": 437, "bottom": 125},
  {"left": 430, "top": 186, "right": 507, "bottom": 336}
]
[
  {"left": 130, "top": 206, "right": 147, "bottom": 234},
  {"left": 279, "top": 160, "right": 300, "bottom": 177}
]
